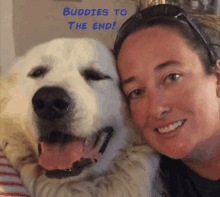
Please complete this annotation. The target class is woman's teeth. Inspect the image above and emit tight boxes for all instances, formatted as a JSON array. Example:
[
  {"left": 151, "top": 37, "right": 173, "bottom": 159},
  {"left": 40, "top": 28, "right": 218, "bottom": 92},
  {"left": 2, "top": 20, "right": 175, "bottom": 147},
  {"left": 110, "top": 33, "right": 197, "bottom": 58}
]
[{"left": 157, "top": 120, "right": 184, "bottom": 133}]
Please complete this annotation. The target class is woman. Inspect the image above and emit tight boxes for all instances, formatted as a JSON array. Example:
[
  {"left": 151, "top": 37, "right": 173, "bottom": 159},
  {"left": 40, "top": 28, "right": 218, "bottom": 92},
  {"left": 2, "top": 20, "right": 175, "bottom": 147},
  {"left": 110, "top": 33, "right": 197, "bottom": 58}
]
[{"left": 113, "top": 4, "right": 220, "bottom": 197}]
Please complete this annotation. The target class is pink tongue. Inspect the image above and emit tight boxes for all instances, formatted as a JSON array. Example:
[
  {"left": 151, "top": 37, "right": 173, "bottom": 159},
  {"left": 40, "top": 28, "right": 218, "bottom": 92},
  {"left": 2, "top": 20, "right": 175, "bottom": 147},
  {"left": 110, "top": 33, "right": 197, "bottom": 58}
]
[{"left": 38, "top": 140, "right": 83, "bottom": 171}]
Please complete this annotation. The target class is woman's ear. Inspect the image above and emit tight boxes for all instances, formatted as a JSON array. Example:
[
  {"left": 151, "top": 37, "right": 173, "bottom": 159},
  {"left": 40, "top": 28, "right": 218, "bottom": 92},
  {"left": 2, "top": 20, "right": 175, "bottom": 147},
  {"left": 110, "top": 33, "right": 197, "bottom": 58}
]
[{"left": 215, "top": 59, "right": 220, "bottom": 97}]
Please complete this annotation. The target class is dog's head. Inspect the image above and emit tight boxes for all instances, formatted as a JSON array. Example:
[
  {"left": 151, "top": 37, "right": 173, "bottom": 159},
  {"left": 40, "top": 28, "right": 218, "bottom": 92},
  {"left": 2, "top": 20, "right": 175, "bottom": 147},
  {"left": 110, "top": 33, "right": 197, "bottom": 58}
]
[{"left": 1, "top": 38, "right": 131, "bottom": 179}]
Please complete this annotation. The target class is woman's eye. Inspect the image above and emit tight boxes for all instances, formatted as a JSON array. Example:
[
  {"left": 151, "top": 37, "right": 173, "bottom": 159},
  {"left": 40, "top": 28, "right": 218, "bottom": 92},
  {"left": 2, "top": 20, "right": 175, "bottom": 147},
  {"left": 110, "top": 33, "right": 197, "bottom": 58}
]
[
  {"left": 127, "top": 89, "right": 143, "bottom": 100},
  {"left": 164, "top": 73, "right": 180, "bottom": 83}
]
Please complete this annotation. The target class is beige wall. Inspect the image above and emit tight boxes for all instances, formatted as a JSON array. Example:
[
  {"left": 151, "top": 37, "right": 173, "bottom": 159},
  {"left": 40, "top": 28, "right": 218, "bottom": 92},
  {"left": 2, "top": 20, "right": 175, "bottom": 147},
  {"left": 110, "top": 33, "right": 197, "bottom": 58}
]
[
  {"left": 1, "top": 0, "right": 15, "bottom": 74},
  {"left": 2, "top": 0, "right": 219, "bottom": 69},
  {"left": 13, "top": 0, "right": 137, "bottom": 56}
]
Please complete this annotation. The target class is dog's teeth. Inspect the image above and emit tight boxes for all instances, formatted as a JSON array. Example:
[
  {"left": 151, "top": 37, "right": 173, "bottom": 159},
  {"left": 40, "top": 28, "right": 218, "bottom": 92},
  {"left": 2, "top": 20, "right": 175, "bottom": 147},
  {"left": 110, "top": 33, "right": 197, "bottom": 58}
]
[
  {"left": 84, "top": 136, "right": 92, "bottom": 146},
  {"left": 84, "top": 139, "right": 89, "bottom": 146},
  {"left": 92, "top": 134, "right": 97, "bottom": 143},
  {"left": 63, "top": 165, "right": 73, "bottom": 172}
]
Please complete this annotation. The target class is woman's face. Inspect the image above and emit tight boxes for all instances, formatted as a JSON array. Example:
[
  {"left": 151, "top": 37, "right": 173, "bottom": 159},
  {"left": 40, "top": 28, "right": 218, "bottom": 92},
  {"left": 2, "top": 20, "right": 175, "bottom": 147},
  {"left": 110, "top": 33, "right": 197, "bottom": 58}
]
[{"left": 117, "top": 27, "right": 220, "bottom": 159}]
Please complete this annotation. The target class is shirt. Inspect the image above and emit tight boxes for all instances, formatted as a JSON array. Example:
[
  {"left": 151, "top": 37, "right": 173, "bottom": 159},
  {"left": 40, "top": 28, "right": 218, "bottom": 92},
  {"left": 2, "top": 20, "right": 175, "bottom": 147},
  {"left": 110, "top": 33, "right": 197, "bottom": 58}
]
[{"left": 158, "top": 155, "right": 220, "bottom": 197}]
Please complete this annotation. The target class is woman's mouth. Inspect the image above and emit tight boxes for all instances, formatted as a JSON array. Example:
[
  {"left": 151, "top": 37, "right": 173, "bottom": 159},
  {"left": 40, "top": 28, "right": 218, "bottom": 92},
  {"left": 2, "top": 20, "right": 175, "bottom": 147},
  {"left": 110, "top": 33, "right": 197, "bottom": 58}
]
[{"left": 155, "top": 119, "right": 186, "bottom": 134}]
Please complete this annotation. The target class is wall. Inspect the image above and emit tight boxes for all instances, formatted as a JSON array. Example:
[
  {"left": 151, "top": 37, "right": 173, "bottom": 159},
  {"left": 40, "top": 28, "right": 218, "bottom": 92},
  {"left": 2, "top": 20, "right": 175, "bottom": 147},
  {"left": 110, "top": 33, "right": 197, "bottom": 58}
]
[
  {"left": 1, "top": 0, "right": 220, "bottom": 70},
  {"left": 0, "top": 0, "right": 15, "bottom": 74},
  {"left": 13, "top": 0, "right": 136, "bottom": 56}
]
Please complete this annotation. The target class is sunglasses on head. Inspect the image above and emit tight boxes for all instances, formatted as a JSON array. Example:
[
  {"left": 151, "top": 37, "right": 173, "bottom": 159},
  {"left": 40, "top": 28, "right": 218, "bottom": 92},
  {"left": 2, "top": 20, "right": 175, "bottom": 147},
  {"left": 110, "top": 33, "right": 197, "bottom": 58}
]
[{"left": 114, "top": 4, "right": 216, "bottom": 62}]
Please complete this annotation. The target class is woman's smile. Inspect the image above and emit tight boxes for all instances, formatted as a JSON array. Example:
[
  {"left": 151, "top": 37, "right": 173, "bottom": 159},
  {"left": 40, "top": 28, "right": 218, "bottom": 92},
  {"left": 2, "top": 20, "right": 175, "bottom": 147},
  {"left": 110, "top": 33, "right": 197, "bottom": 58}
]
[{"left": 155, "top": 119, "right": 185, "bottom": 133}]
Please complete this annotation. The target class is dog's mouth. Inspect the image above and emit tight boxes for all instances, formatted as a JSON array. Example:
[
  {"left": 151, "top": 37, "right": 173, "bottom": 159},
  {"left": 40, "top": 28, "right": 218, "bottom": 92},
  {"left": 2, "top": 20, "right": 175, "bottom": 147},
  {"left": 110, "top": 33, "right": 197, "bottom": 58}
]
[{"left": 38, "top": 127, "right": 114, "bottom": 179}]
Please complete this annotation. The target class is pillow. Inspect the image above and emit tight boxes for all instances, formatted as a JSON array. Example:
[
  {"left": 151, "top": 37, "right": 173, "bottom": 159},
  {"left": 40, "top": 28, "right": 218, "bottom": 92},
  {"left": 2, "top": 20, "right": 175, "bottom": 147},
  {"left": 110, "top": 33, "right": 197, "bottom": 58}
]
[{"left": 0, "top": 149, "right": 30, "bottom": 197}]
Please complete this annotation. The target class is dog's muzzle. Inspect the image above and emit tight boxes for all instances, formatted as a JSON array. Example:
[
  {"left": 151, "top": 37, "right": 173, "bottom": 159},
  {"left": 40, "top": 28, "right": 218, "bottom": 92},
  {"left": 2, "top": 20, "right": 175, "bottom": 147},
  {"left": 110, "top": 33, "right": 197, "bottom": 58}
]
[
  {"left": 32, "top": 86, "right": 115, "bottom": 179},
  {"left": 32, "top": 86, "right": 72, "bottom": 121}
]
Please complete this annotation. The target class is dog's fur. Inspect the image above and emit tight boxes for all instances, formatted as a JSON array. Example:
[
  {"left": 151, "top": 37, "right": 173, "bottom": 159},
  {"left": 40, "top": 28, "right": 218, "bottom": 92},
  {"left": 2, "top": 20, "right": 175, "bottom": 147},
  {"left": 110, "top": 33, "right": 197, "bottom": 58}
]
[{"left": 0, "top": 38, "right": 159, "bottom": 197}]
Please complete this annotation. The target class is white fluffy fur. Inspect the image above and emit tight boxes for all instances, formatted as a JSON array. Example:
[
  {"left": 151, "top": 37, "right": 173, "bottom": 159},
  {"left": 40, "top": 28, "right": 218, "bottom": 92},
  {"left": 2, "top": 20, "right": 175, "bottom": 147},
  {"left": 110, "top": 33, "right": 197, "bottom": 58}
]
[{"left": 0, "top": 38, "right": 159, "bottom": 197}]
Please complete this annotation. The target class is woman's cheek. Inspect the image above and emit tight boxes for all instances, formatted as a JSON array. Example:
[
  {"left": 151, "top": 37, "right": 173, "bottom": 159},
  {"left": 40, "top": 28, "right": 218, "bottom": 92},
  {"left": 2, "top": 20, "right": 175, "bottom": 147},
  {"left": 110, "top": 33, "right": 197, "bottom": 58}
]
[{"left": 130, "top": 104, "right": 145, "bottom": 129}]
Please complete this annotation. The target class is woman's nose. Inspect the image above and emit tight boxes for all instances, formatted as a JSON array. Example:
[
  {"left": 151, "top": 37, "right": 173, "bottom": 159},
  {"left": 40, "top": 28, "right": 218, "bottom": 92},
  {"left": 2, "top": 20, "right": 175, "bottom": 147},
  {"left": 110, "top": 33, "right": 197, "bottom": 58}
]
[{"left": 148, "top": 91, "right": 171, "bottom": 119}]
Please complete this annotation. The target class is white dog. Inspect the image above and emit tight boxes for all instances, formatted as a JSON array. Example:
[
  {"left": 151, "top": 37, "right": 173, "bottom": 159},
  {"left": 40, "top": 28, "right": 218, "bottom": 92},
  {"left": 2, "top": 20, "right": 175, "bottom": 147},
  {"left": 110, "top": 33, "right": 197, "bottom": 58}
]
[{"left": 0, "top": 38, "right": 159, "bottom": 197}]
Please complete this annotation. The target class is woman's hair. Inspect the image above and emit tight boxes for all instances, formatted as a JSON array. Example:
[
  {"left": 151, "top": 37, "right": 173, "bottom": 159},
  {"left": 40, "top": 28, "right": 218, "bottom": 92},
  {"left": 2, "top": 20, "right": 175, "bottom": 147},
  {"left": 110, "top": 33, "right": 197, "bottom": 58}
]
[{"left": 113, "top": 4, "right": 218, "bottom": 75}]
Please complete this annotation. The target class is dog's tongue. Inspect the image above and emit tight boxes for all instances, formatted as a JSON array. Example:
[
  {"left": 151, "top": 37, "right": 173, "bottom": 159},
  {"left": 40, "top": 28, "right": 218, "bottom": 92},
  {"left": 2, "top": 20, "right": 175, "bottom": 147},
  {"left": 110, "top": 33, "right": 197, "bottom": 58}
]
[{"left": 38, "top": 140, "right": 83, "bottom": 171}]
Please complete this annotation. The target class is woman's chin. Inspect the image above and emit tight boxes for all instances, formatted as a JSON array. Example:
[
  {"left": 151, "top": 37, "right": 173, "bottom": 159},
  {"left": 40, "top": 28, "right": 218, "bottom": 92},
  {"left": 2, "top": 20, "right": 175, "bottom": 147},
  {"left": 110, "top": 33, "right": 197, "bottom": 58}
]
[{"left": 160, "top": 146, "right": 194, "bottom": 160}]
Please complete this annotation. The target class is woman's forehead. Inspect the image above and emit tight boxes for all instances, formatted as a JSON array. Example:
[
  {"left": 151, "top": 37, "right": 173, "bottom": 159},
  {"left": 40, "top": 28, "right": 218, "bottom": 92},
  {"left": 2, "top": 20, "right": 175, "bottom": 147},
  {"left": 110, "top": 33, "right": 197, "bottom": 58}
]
[
  {"left": 117, "top": 27, "right": 188, "bottom": 66},
  {"left": 117, "top": 26, "right": 201, "bottom": 80},
  {"left": 120, "top": 26, "right": 185, "bottom": 53}
]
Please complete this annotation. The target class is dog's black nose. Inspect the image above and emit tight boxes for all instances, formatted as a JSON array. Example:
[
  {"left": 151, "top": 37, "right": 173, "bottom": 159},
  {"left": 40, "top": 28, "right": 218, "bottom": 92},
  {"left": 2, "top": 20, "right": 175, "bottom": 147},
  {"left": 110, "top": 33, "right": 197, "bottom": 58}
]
[{"left": 32, "top": 86, "right": 71, "bottom": 121}]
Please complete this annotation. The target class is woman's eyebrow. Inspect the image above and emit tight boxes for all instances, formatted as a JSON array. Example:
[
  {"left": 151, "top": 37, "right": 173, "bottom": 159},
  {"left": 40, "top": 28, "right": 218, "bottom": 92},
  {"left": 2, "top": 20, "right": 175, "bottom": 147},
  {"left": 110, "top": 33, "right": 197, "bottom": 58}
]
[
  {"left": 121, "top": 76, "right": 136, "bottom": 87},
  {"left": 121, "top": 60, "right": 182, "bottom": 87},
  {"left": 154, "top": 60, "right": 182, "bottom": 71}
]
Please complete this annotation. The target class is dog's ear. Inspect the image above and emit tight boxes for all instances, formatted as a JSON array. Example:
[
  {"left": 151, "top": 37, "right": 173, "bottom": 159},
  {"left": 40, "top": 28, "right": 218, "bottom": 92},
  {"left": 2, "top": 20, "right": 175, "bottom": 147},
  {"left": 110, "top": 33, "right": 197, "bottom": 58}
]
[
  {"left": 0, "top": 72, "right": 18, "bottom": 108},
  {"left": 0, "top": 72, "right": 17, "bottom": 85},
  {"left": 0, "top": 57, "right": 24, "bottom": 105}
]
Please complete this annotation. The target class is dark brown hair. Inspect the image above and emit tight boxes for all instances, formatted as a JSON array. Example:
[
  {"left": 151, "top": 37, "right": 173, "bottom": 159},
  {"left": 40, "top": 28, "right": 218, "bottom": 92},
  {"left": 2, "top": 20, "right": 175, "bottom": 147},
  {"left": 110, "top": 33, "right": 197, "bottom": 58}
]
[{"left": 113, "top": 4, "right": 218, "bottom": 75}]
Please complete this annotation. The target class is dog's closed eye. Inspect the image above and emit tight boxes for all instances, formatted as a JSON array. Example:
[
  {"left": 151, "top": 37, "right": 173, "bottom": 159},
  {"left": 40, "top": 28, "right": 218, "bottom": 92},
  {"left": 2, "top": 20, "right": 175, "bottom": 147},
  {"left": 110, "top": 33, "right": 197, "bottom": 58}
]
[
  {"left": 82, "top": 68, "right": 111, "bottom": 81},
  {"left": 28, "top": 66, "right": 49, "bottom": 78}
]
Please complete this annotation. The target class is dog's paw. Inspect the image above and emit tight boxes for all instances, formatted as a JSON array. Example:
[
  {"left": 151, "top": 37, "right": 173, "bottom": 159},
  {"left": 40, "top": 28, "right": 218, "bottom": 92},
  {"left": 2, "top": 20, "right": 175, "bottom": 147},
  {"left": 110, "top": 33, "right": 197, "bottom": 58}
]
[{"left": 0, "top": 132, "right": 38, "bottom": 173}]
